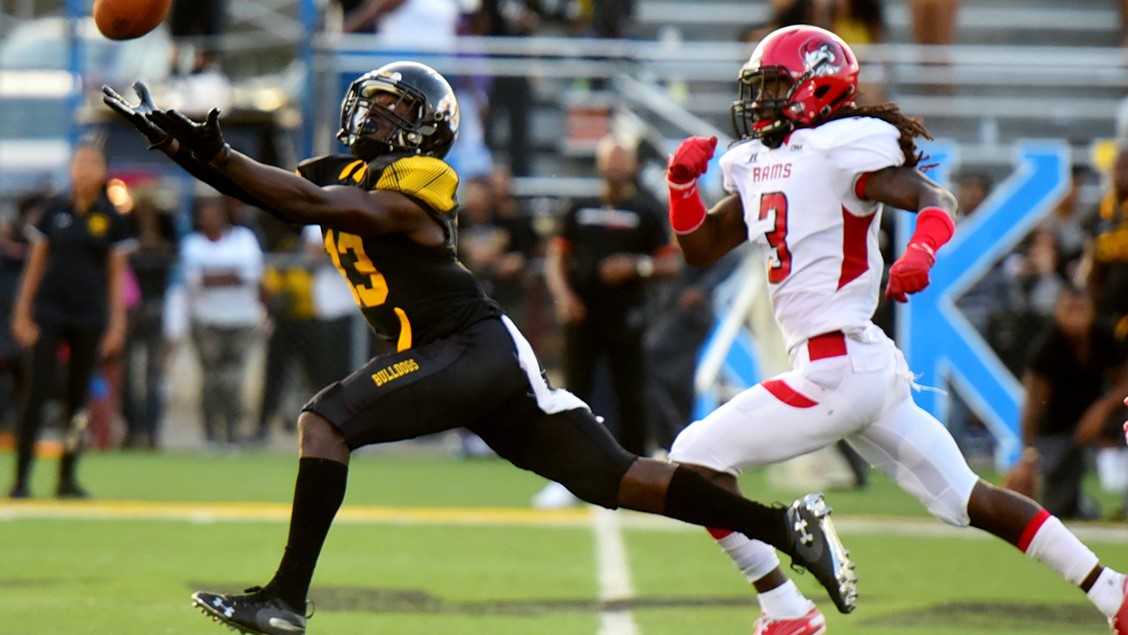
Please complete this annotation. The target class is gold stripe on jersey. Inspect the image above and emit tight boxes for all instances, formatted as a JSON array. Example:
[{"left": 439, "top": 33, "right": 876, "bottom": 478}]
[
  {"left": 338, "top": 159, "right": 366, "bottom": 183},
  {"left": 394, "top": 307, "right": 413, "bottom": 351},
  {"left": 375, "top": 156, "right": 458, "bottom": 213}
]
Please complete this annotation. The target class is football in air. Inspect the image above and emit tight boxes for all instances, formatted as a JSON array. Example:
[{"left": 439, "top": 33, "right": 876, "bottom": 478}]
[{"left": 93, "top": 0, "right": 171, "bottom": 40}]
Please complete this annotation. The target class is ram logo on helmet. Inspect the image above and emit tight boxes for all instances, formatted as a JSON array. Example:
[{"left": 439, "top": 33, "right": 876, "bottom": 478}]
[{"left": 800, "top": 40, "right": 844, "bottom": 78}]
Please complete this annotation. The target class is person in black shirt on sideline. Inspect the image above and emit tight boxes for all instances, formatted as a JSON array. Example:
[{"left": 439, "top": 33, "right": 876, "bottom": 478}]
[
  {"left": 545, "top": 135, "right": 680, "bottom": 458},
  {"left": 8, "top": 140, "right": 133, "bottom": 499}
]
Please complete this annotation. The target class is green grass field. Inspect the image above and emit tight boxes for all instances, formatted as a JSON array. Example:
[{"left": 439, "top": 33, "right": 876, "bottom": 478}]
[{"left": 1, "top": 449, "right": 1126, "bottom": 634}]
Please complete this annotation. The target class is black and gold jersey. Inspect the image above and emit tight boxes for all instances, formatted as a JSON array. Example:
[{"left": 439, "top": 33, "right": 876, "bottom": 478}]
[{"left": 296, "top": 153, "right": 500, "bottom": 350}]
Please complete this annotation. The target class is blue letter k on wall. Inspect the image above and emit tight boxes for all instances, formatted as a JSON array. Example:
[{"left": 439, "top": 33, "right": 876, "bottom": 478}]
[{"left": 896, "top": 142, "right": 1070, "bottom": 469}]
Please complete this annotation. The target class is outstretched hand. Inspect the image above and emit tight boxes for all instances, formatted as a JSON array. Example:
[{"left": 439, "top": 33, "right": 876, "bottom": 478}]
[
  {"left": 102, "top": 82, "right": 169, "bottom": 148},
  {"left": 147, "top": 108, "right": 230, "bottom": 166}
]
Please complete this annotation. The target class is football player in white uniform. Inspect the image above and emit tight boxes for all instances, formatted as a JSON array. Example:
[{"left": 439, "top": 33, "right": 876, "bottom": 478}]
[{"left": 666, "top": 24, "right": 1128, "bottom": 635}]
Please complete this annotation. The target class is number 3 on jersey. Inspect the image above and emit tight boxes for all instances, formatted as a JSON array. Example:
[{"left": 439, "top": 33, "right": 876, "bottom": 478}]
[
  {"left": 325, "top": 230, "right": 388, "bottom": 307},
  {"left": 760, "top": 191, "right": 791, "bottom": 283}
]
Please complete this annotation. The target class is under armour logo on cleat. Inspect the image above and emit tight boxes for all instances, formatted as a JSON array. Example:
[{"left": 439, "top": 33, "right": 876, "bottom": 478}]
[{"left": 794, "top": 518, "right": 813, "bottom": 544}]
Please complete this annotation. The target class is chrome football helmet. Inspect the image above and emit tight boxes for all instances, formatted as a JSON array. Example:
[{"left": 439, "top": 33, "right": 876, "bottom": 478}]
[
  {"left": 731, "top": 25, "right": 859, "bottom": 148},
  {"left": 337, "top": 61, "right": 460, "bottom": 161}
]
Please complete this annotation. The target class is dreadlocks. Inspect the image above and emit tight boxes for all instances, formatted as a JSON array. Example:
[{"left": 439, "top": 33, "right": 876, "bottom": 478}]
[{"left": 826, "top": 103, "right": 933, "bottom": 168}]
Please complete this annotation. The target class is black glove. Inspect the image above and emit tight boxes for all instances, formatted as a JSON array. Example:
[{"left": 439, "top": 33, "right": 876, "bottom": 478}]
[
  {"left": 147, "top": 108, "right": 231, "bottom": 166},
  {"left": 101, "top": 82, "right": 170, "bottom": 149}
]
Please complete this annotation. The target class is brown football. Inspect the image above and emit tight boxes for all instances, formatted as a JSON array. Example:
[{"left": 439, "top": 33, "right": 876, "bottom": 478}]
[{"left": 93, "top": 0, "right": 172, "bottom": 41}]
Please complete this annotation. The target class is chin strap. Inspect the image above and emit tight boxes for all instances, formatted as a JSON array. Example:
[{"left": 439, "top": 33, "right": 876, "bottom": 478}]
[{"left": 758, "top": 121, "right": 794, "bottom": 149}]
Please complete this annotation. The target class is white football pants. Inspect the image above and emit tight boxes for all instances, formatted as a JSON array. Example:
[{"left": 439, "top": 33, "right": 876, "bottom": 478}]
[{"left": 670, "top": 323, "right": 979, "bottom": 527}]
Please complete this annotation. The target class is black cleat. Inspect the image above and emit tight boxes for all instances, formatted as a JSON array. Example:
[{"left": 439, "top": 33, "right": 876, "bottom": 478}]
[
  {"left": 8, "top": 484, "right": 29, "bottom": 499},
  {"left": 783, "top": 493, "right": 858, "bottom": 614},
  {"left": 191, "top": 586, "right": 309, "bottom": 635}
]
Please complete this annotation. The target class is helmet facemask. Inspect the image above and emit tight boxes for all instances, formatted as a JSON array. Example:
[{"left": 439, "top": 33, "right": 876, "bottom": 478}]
[
  {"left": 338, "top": 76, "right": 430, "bottom": 161},
  {"left": 731, "top": 66, "right": 797, "bottom": 149}
]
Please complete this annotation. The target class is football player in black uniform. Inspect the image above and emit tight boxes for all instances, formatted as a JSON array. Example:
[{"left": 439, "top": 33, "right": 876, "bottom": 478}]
[{"left": 104, "top": 62, "right": 857, "bottom": 635}]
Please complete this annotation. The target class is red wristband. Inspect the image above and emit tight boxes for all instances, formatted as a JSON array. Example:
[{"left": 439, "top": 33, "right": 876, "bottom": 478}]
[
  {"left": 909, "top": 207, "right": 955, "bottom": 252},
  {"left": 668, "top": 180, "right": 707, "bottom": 234}
]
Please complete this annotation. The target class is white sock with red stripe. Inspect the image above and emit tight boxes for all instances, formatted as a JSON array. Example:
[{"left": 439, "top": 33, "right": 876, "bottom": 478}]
[
  {"left": 1020, "top": 511, "right": 1098, "bottom": 585},
  {"left": 1019, "top": 510, "right": 1124, "bottom": 615}
]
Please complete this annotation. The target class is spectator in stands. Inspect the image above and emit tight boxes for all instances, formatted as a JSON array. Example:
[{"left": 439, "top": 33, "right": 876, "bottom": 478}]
[
  {"left": 829, "top": 0, "right": 887, "bottom": 104},
  {"left": 179, "top": 195, "right": 264, "bottom": 447},
  {"left": 990, "top": 227, "right": 1066, "bottom": 376},
  {"left": 167, "top": 51, "right": 233, "bottom": 117},
  {"left": 909, "top": 0, "right": 958, "bottom": 45},
  {"left": 954, "top": 171, "right": 1010, "bottom": 331},
  {"left": 253, "top": 230, "right": 329, "bottom": 445},
  {"left": 303, "top": 224, "right": 356, "bottom": 388},
  {"left": 8, "top": 140, "right": 133, "bottom": 499},
  {"left": 908, "top": 0, "right": 959, "bottom": 93},
  {"left": 1009, "top": 285, "right": 1128, "bottom": 519},
  {"left": 567, "top": 0, "right": 637, "bottom": 39},
  {"left": 327, "top": 0, "right": 365, "bottom": 30},
  {"left": 343, "top": 0, "right": 460, "bottom": 45},
  {"left": 443, "top": 71, "right": 494, "bottom": 182},
  {"left": 458, "top": 178, "right": 535, "bottom": 321},
  {"left": 770, "top": 0, "right": 832, "bottom": 29},
  {"left": 168, "top": 0, "right": 227, "bottom": 78},
  {"left": 1085, "top": 143, "right": 1128, "bottom": 342},
  {"left": 472, "top": 0, "right": 541, "bottom": 177},
  {"left": 1010, "top": 227, "right": 1066, "bottom": 319},
  {"left": 120, "top": 188, "right": 178, "bottom": 449},
  {"left": 1044, "top": 164, "right": 1095, "bottom": 281},
  {"left": 830, "top": 0, "right": 885, "bottom": 44}
]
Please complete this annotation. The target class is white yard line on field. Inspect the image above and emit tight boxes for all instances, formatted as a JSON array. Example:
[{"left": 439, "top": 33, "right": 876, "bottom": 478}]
[{"left": 594, "top": 507, "right": 639, "bottom": 635}]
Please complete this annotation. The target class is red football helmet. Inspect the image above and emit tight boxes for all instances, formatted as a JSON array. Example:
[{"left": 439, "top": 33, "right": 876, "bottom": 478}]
[{"left": 730, "top": 25, "right": 860, "bottom": 147}]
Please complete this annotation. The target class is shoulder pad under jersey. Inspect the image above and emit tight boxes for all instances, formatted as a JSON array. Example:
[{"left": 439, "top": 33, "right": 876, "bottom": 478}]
[{"left": 371, "top": 155, "right": 459, "bottom": 214}]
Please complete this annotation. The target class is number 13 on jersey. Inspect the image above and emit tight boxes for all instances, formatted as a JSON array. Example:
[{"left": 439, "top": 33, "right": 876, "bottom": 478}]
[{"left": 325, "top": 229, "right": 389, "bottom": 307}]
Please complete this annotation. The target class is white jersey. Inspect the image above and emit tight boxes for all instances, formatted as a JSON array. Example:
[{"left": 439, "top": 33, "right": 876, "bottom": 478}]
[{"left": 719, "top": 117, "right": 905, "bottom": 352}]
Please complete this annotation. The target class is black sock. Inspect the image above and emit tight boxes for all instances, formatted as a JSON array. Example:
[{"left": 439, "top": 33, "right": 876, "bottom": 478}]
[
  {"left": 662, "top": 466, "right": 789, "bottom": 551},
  {"left": 58, "top": 452, "right": 78, "bottom": 486},
  {"left": 264, "top": 457, "right": 348, "bottom": 608}
]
